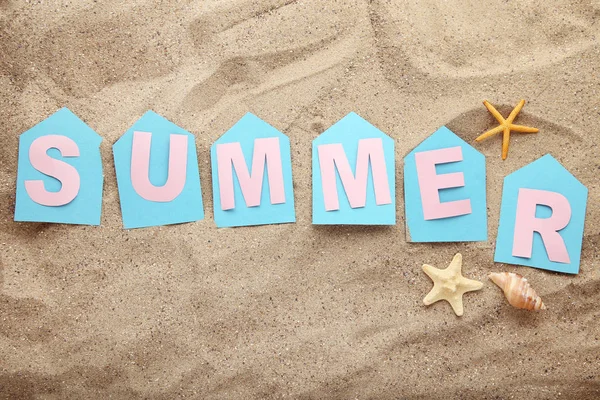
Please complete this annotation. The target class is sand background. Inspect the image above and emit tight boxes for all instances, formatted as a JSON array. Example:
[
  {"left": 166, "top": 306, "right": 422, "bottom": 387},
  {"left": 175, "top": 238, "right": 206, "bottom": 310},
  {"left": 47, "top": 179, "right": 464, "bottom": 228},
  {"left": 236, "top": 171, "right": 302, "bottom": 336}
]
[{"left": 1, "top": 0, "right": 599, "bottom": 398}]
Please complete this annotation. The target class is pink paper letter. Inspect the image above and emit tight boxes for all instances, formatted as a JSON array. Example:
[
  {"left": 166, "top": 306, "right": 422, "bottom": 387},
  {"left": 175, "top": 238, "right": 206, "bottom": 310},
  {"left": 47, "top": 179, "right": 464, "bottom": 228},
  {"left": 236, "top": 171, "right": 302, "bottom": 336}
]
[
  {"left": 415, "top": 146, "right": 471, "bottom": 220},
  {"left": 216, "top": 137, "right": 285, "bottom": 210},
  {"left": 131, "top": 131, "right": 188, "bottom": 202},
  {"left": 512, "top": 188, "right": 571, "bottom": 263},
  {"left": 318, "top": 138, "right": 391, "bottom": 211},
  {"left": 25, "top": 135, "right": 81, "bottom": 206}
]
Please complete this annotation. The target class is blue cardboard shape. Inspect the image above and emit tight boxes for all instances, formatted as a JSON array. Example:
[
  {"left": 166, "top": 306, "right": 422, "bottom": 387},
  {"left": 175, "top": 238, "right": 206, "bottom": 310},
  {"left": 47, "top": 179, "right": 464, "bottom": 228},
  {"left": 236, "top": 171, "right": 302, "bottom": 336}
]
[
  {"left": 210, "top": 113, "right": 296, "bottom": 228},
  {"left": 113, "top": 111, "right": 204, "bottom": 229},
  {"left": 403, "top": 126, "right": 487, "bottom": 242},
  {"left": 494, "top": 154, "right": 588, "bottom": 274},
  {"left": 14, "top": 108, "right": 103, "bottom": 225},
  {"left": 312, "top": 112, "right": 396, "bottom": 225}
]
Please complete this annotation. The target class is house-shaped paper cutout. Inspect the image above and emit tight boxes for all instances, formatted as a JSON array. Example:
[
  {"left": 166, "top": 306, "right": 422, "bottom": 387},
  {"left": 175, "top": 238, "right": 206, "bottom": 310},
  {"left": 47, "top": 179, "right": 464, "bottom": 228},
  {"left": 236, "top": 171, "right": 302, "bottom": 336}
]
[
  {"left": 312, "top": 112, "right": 396, "bottom": 225},
  {"left": 494, "top": 154, "right": 588, "bottom": 274},
  {"left": 113, "top": 111, "right": 204, "bottom": 229},
  {"left": 404, "top": 126, "right": 487, "bottom": 242},
  {"left": 14, "top": 108, "right": 104, "bottom": 225},
  {"left": 210, "top": 113, "right": 296, "bottom": 228}
]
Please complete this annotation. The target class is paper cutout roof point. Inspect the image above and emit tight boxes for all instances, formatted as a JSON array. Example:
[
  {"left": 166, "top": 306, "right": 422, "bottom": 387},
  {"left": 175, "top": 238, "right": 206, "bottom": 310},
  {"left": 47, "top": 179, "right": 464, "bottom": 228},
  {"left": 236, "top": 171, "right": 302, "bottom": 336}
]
[
  {"left": 404, "top": 125, "right": 484, "bottom": 161},
  {"left": 505, "top": 154, "right": 586, "bottom": 190},
  {"left": 113, "top": 110, "right": 196, "bottom": 150},
  {"left": 314, "top": 112, "right": 392, "bottom": 143},
  {"left": 215, "top": 113, "right": 289, "bottom": 143},
  {"left": 20, "top": 107, "right": 102, "bottom": 144}
]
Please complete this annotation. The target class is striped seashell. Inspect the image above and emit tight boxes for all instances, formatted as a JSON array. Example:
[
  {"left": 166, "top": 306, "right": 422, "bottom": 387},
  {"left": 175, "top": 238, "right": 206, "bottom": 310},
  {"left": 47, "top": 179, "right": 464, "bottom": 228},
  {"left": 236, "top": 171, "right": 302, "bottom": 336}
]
[{"left": 489, "top": 272, "right": 546, "bottom": 311}]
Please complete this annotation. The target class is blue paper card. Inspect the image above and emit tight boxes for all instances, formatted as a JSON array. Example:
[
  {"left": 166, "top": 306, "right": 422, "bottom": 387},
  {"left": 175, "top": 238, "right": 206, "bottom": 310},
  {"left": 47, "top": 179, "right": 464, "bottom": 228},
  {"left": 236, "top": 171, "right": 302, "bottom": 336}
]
[
  {"left": 211, "top": 113, "right": 295, "bottom": 228},
  {"left": 494, "top": 154, "right": 588, "bottom": 274},
  {"left": 312, "top": 112, "right": 395, "bottom": 225},
  {"left": 113, "top": 111, "right": 204, "bottom": 229},
  {"left": 404, "top": 126, "right": 487, "bottom": 242},
  {"left": 14, "top": 108, "right": 103, "bottom": 225}
]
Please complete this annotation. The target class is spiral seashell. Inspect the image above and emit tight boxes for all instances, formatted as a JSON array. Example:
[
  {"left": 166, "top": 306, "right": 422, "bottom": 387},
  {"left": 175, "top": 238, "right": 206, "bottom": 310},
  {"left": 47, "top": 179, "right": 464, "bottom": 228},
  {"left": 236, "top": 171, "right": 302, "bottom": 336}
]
[{"left": 489, "top": 272, "right": 546, "bottom": 311}]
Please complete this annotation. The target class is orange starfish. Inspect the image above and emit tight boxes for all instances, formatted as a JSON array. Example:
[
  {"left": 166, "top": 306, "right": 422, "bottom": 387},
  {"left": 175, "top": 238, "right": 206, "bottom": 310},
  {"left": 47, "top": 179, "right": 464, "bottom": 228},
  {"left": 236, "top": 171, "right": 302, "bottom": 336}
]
[{"left": 475, "top": 100, "right": 539, "bottom": 160}]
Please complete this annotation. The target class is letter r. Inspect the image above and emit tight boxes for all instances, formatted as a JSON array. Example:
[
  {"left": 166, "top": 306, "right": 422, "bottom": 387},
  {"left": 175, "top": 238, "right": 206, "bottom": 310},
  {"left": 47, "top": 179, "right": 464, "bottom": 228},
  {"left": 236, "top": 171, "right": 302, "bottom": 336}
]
[{"left": 512, "top": 188, "right": 571, "bottom": 263}]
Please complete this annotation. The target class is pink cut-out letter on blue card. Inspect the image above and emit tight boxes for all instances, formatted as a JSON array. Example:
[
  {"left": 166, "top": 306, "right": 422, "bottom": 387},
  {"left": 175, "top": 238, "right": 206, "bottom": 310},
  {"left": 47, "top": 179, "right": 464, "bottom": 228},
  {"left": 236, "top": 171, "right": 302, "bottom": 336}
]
[
  {"left": 211, "top": 113, "right": 295, "bottom": 228},
  {"left": 312, "top": 112, "right": 395, "bottom": 225},
  {"left": 403, "top": 126, "right": 487, "bottom": 242},
  {"left": 113, "top": 111, "right": 204, "bottom": 229},
  {"left": 494, "top": 154, "right": 588, "bottom": 274},
  {"left": 14, "top": 108, "right": 103, "bottom": 225}
]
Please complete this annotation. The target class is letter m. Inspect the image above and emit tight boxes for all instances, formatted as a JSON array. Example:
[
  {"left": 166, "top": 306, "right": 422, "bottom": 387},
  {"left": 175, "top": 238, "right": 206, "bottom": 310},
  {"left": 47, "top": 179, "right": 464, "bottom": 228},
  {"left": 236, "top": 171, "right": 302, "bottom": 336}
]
[
  {"left": 317, "top": 138, "right": 391, "bottom": 211},
  {"left": 216, "top": 137, "right": 285, "bottom": 210}
]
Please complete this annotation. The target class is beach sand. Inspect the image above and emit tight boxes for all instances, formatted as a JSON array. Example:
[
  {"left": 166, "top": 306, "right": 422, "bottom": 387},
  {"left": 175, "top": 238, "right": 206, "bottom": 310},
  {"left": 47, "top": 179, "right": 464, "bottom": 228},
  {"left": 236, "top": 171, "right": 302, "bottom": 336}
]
[{"left": 1, "top": 0, "right": 599, "bottom": 398}]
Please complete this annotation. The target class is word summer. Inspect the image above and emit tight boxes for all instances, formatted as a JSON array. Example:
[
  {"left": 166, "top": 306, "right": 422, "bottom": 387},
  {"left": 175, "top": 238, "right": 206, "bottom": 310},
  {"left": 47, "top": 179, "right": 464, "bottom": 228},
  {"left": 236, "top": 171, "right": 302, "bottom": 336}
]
[{"left": 14, "top": 109, "right": 588, "bottom": 274}]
